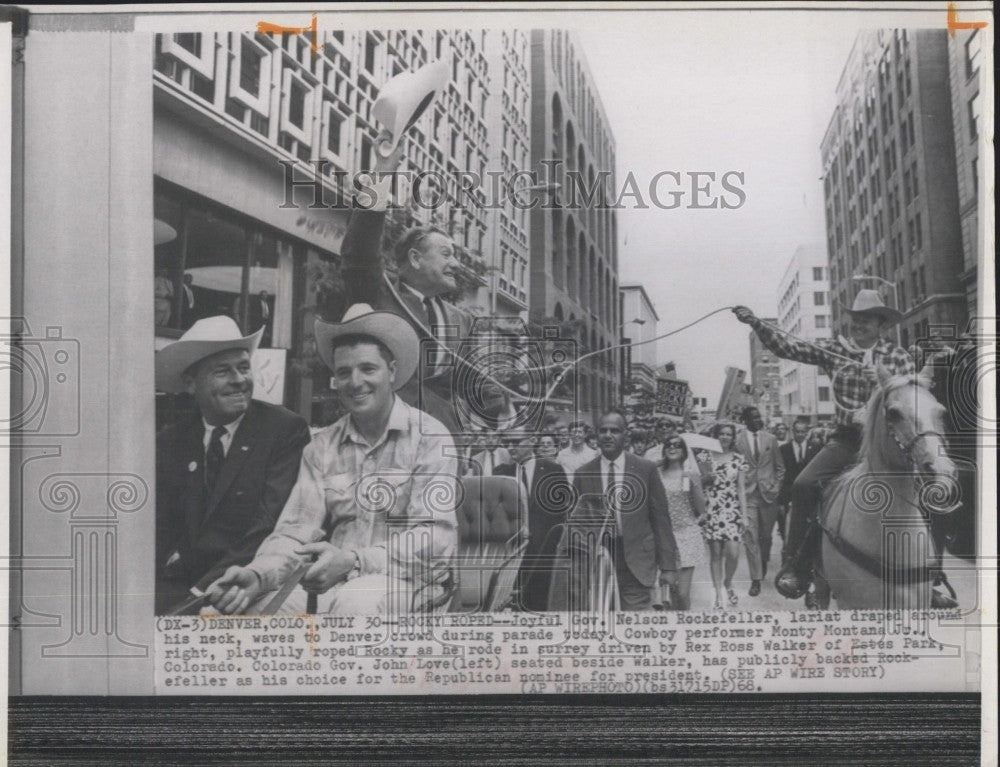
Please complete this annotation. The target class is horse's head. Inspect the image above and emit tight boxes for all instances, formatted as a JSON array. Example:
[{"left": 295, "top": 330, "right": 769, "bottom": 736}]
[{"left": 876, "top": 362, "right": 956, "bottom": 482}]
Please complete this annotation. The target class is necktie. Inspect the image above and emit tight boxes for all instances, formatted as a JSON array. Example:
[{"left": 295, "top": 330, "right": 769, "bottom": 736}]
[
  {"left": 205, "top": 425, "right": 226, "bottom": 494},
  {"left": 423, "top": 297, "right": 441, "bottom": 366},
  {"left": 752, "top": 432, "right": 758, "bottom": 461},
  {"left": 606, "top": 461, "right": 618, "bottom": 531},
  {"left": 796, "top": 442, "right": 803, "bottom": 463}
]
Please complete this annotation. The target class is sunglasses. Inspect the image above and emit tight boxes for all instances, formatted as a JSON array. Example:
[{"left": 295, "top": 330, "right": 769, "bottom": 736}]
[{"left": 665, "top": 442, "right": 685, "bottom": 449}]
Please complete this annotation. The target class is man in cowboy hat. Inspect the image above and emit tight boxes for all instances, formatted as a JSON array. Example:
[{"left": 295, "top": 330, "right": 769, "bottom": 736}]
[
  {"left": 205, "top": 304, "right": 459, "bottom": 616},
  {"left": 154, "top": 316, "right": 311, "bottom": 614},
  {"left": 733, "top": 289, "right": 915, "bottom": 599}
]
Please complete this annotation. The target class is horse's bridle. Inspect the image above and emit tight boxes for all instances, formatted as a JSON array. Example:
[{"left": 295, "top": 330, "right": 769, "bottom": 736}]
[{"left": 882, "top": 398, "right": 945, "bottom": 468}]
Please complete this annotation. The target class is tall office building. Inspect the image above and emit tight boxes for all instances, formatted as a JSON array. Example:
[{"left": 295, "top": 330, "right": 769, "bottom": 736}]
[
  {"left": 946, "top": 28, "right": 983, "bottom": 318},
  {"left": 748, "top": 320, "right": 782, "bottom": 422},
  {"left": 481, "top": 29, "right": 533, "bottom": 314},
  {"left": 620, "top": 284, "right": 659, "bottom": 395},
  {"left": 775, "top": 245, "right": 836, "bottom": 424},
  {"left": 152, "top": 29, "right": 528, "bottom": 422},
  {"left": 529, "top": 29, "right": 620, "bottom": 423},
  {"left": 821, "top": 30, "right": 966, "bottom": 352}
]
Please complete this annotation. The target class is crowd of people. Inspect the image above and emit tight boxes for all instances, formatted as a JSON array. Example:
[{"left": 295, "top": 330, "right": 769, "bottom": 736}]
[{"left": 153, "top": 69, "right": 967, "bottom": 616}]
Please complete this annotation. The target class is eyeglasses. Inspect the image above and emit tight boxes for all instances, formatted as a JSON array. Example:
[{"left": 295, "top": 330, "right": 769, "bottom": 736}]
[{"left": 665, "top": 442, "right": 684, "bottom": 449}]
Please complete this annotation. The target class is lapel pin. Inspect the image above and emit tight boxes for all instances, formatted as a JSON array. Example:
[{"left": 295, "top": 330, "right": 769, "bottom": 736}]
[
  {"left": 241, "top": 445, "right": 249, "bottom": 451},
  {"left": 188, "top": 461, "right": 198, "bottom": 472}
]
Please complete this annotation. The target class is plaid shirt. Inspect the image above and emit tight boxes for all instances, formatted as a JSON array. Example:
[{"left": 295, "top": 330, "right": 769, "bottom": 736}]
[{"left": 749, "top": 318, "right": 915, "bottom": 426}]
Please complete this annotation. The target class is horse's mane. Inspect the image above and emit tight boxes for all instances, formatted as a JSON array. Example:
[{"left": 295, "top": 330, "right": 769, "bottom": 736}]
[{"left": 834, "top": 374, "right": 919, "bottom": 489}]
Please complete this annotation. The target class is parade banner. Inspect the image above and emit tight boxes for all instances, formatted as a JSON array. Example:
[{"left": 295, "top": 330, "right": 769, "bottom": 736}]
[{"left": 655, "top": 378, "right": 689, "bottom": 417}]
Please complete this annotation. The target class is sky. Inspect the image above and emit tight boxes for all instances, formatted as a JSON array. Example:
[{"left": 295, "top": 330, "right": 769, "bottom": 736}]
[{"left": 576, "top": 11, "right": 865, "bottom": 406}]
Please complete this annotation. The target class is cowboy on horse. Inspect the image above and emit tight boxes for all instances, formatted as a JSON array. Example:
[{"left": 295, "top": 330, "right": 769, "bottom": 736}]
[{"left": 732, "top": 290, "right": 915, "bottom": 600}]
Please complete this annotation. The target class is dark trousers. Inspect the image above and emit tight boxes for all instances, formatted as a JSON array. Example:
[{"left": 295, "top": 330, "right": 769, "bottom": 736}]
[
  {"left": 613, "top": 536, "right": 653, "bottom": 611},
  {"left": 786, "top": 437, "right": 859, "bottom": 569}
]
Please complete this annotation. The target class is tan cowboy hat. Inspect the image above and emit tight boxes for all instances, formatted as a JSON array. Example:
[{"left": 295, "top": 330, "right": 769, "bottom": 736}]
[
  {"left": 843, "top": 288, "right": 903, "bottom": 325},
  {"left": 155, "top": 316, "right": 263, "bottom": 393},
  {"left": 314, "top": 304, "right": 419, "bottom": 389},
  {"left": 372, "top": 60, "right": 450, "bottom": 157}
]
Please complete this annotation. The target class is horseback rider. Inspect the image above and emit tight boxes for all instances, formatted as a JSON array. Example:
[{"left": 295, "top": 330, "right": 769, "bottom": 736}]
[{"left": 732, "top": 290, "right": 915, "bottom": 599}]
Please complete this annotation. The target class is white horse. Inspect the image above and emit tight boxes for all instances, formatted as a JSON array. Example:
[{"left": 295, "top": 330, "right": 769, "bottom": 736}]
[{"left": 819, "top": 363, "right": 959, "bottom": 610}]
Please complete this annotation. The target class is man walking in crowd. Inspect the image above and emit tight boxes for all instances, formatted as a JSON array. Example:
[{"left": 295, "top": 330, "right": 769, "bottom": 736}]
[
  {"left": 206, "top": 304, "right": 458, "bottom": 615},
  {"left": 555, "top": 420, "right": 597, "bottom": 480},
  {"left": 496, "top": 436, "right": 573, "bottom": 611},
  {"left": 550, "top": 410, "right": 679, "bottom": 611},
  {"left": 733, "top": 289, "right": 914, "bottom": 599},
  {"left": 735, "top": 406, "right": 785, "bottom": 596},
  {"left": 154, "top": 316, "right": 311, "bottom": 614},
  {"left": 777, "top": 418, "right": 818, "bottom": 557}
]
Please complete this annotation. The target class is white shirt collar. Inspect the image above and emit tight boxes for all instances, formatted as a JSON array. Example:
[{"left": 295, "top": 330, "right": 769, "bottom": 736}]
[
  {"left": 342, "top": 395, "right": 409, "bottom": 450},
  {"left": 202, "top": 413, "right": 246, "bottom": 453},
  {"left": 600, "top": 452, "right": 625, "bottom": 472}
]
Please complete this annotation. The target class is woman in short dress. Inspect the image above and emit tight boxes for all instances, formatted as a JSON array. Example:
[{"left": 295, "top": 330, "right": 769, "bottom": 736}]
[
  {"left": 702, "top": 423, "right": 750, "bottom": 610},
  {"left": 657, "top": 436, "right": 708, "bottom": 610}
]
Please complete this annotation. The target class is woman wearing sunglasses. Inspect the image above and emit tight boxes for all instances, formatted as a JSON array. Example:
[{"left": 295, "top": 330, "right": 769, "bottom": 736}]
[{"left": 657, "top": 436, "right": 708, "bottom": 610}]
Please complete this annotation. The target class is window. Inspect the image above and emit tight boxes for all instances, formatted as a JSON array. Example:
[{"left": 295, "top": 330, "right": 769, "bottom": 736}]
[
  {"left": 814, "top": 291, "right": 826, "bottom": 306},
  {"left": 816, "top": 315, "right": 827, "bottom": 329},
  {"left": 364, "top": 35, "right": 377, "bottom": 73},
  {"left": 325, "top": 108, "right": 343, "bottom": 155},
  {"left": 969, "top": 92, "right": 981, "bottom": 140},
  {"left": 813, "top": 266, "right": 824, "bottom": 281},
  {"left": 966, "top": 30, "right": 982, "bottom": 78},
  {"left": 818, "top": 387, "right": 831, "bottom": 402}
]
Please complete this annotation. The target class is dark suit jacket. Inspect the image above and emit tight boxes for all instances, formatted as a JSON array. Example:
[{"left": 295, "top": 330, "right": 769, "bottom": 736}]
[
  {"left": 565, "top": 453, "right": 679, "bottom": 587},
  {"left": 495, "top": 459, "right": 572, "bottom": 611},
  {"left": 155, "top": 400, "right": 311, "bottom": 611},
  {"left": 334, "top": 207, "right": 473, "bottom": 435},
  {"left": 778, "top": 440, "right": 819, "bottom": 505},
  {"left": 736, "top": 429, "right": 785, "bottom": 504}
]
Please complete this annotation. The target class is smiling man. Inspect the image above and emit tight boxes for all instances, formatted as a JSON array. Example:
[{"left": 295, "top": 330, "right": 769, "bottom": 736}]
[
  {"left": 550, "top": 410, "right": 679, "bottom": 611},
  {"left": 330, "top": 132, "right": 477, "bottom": 437},
  {"left": 206, "top": 304, "right": 458, "bottom": 616},
  {"left": 154, "top": 316, "right": 311, "bottom": 614},
  {"left": 733, "top": 289, "right": 914, "bottom": 599}
]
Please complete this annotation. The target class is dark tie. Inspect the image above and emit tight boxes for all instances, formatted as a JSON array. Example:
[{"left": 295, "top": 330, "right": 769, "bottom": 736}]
[
  {"left": 606, "top": 462, "right": 617, "bottom": 530},
  {"left": 205, "top": 425, "right": 226, "bottom": 494},
  {"left": 423, "top": 297, "right": 441, "bottom": 365},
  {"left": 752, "top": 432, "right": 758, "bottom": 461}
]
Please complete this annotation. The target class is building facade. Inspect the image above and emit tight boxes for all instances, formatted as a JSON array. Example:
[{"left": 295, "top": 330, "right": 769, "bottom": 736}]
[
  {"left": 946, "top": 28, "right": 983, "bottom": 319},
  {"left": 620, "top": 284, "right": 660, "bottom": 394},
  {"left": 775, "top": 245, "right": 836, "bottom": 424},
  {"left": 749, "top": 319, "right": 783, "bottom": 423},
  {"left": 529, "top": 29, "right": 620, "bottom": 424},
  {"left": 152, "top": 29, "right": 528, "bottom": 425},
  {"left": 821, "top": 29, "right": 967, "bottom": 352}
]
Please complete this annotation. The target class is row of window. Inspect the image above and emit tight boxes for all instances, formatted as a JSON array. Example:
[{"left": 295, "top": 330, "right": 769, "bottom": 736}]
[{"left": 550, "top": 30, "right": 612, "bottom": 175}]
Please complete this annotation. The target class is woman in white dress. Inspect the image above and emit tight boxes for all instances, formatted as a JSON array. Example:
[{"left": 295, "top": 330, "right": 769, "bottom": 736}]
[{"left": 657, "top": 436, "right": 708, "bottom": 610}]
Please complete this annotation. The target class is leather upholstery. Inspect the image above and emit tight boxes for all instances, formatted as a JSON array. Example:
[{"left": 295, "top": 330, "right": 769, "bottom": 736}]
[{"left": 450, "top": 475, "right": 528, "bottom": 612}]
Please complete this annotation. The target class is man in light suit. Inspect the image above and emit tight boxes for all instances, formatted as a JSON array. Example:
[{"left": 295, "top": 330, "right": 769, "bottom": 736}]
[
  {"left": 736, "top": 406, "right": 786, "bottom": 596},
  {"left": 550, "top": 411, "right": 679, "bottom": 611},
  {"left": 154, "top": 316, "right": 311, "bottom": 614},
  {"left": 495, "top": 435, "right": 573, "bottom": 611}
]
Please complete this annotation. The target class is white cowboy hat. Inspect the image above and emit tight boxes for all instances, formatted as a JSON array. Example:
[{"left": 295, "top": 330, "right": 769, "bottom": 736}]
[
  {"left": 314, "top": 304, "right": 419, "bottom": 389},
  {"left": 155, "top": 316, "right": 263, "bottom": 394},
  {"left": 372, "top": 60, "right": 450, "bottom": 157},
  {"left": 843, "top": 288, "right": 903, "bottom": 325}
]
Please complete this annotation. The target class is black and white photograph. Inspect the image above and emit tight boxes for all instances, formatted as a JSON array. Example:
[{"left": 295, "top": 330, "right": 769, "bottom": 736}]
[{"left": 2, "top": 2, "right": 994, "bottom": 763}]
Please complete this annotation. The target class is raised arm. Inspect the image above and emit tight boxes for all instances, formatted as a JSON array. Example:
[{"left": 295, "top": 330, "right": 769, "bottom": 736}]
[
  {"left": 334, "top": 130, "right": 406, "bottom": 318},
  {"left": 732, "top": 306, "right": 836, "bottom": 369}
]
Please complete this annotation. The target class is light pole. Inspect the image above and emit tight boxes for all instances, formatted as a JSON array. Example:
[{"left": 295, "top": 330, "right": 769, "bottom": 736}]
[
  {"left": 490, "top": 182, "right": 560, "bottom": 315},
  {"left": 852, "top": 274, "right": 901, "bottom": 346}
]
